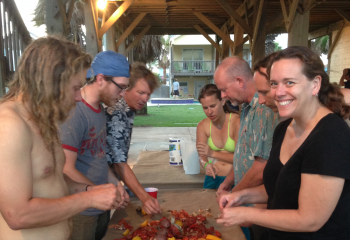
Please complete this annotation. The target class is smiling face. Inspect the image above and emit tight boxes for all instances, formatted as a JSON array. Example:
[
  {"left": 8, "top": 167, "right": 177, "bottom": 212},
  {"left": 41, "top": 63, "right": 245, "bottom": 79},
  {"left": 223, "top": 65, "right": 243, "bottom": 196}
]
[
  {"left": 270, "top": 58, "right": 320, "bottom": 119},
  {"left": 253, "top": 67, "right": 278, "bottom": 113},
  {"left": 200, "top": 94, "right": 225, "bottom": 121},
  {"left": 100, "top": 76, "right": 129, "bottom": 107},
  {"left": 125, "top": 78, "right": 152, "bottom": 111}
]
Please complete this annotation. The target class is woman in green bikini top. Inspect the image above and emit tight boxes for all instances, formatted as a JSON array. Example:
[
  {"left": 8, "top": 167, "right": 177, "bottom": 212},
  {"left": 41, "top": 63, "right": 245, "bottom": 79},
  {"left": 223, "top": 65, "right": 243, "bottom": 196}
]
[{"left": 196, "top": 84, "right": 240, "bottom": 189}]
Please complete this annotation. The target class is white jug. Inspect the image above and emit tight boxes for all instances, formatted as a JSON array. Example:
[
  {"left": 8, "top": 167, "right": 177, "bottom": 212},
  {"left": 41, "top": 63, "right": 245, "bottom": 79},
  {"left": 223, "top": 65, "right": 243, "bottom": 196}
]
[{"left": 182, "top": 141, "right": 200, "bottom": 174}]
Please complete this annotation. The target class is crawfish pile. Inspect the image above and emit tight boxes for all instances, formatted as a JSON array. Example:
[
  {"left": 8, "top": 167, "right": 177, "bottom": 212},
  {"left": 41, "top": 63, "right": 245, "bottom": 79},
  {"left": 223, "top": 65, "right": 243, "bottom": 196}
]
[{"left": 114, "top": 209, "right": 222, "bottom": 240}]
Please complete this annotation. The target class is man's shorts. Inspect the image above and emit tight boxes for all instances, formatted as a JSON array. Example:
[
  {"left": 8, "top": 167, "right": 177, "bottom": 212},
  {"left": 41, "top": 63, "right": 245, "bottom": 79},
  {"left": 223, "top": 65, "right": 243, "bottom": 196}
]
[{"left": 174, "top": 90, "right": 179, "bottom": 95}]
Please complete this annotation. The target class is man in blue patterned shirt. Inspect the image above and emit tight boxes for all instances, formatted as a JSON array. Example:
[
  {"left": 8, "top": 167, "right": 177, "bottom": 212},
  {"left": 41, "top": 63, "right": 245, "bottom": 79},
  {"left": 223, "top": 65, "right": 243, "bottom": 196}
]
[{"left": 105, "top": 62, "right": 161, "bottom": 214}]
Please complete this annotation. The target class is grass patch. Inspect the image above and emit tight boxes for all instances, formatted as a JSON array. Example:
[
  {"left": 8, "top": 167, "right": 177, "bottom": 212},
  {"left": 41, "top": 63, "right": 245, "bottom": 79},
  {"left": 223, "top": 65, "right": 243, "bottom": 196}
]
[{"left": 134, "top": 105, "right": 206, "bottom": 127}]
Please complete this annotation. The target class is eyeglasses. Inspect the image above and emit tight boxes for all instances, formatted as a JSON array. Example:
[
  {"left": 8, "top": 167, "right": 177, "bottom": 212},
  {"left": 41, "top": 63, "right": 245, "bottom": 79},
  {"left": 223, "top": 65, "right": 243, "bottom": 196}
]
[
  {"left": 110, "top": 79, "right": 129, "bottom": 90},
  {"left": 103, "top": 75, "right": 129, "bottom": 90}
]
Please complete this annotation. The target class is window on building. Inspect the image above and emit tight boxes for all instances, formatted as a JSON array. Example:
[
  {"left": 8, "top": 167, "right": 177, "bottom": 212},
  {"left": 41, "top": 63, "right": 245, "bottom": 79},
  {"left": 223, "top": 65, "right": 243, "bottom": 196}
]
[{"left": 182, "top": 49, "right": 204, "bottom": 70}]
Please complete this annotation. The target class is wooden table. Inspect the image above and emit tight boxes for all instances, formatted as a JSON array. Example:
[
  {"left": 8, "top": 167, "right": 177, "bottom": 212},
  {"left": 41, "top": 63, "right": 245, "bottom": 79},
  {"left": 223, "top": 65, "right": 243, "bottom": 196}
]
[
  {"left": 103, "top": 189, "right": 246, "bottom": 240},
  {"left": 132, "top": 151, "right": 206, "bottom": 189}
]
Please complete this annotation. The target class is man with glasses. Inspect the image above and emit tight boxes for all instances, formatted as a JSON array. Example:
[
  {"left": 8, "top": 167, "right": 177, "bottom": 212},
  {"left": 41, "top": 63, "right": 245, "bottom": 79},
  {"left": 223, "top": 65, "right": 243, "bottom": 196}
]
[
  {"left": 105, "top": 62, "right": 161, "bottom": 214},
  {"left": 60, "top": 51, "right": 130, "bottom": 240}
]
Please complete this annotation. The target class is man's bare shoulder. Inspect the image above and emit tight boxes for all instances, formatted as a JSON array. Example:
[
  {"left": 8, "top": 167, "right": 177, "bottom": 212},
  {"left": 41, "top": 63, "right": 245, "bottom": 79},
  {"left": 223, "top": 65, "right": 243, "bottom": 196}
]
[{"left": 0, "top": 101, "right": 32, "bottom": 143}]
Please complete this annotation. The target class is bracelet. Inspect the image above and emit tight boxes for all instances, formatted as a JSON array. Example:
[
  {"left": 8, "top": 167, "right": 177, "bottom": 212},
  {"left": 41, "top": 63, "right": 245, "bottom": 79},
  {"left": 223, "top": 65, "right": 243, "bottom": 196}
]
[
  {"left": 204, "top": 160, "right": 212, "bottom": 169},
  {"left": 85, "top": 185, "right": 90, "bottom": 191}
]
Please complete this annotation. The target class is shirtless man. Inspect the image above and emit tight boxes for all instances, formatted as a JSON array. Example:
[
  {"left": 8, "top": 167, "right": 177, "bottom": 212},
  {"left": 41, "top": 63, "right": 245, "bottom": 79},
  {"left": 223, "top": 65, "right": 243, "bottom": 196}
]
[{"left": 0, "top": 36, "right": 121, "bottom": 240}]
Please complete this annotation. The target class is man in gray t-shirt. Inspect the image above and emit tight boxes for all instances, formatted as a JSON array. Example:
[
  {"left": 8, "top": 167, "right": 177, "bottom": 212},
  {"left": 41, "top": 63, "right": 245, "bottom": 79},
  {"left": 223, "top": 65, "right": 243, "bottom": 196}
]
[{"left": 60, "top": 51, "right": 130, "bottom": 240}]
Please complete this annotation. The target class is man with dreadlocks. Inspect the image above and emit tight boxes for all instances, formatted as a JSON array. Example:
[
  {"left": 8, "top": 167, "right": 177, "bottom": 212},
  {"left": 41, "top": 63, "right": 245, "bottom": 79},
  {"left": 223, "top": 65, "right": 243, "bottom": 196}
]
[{"left": 0, "top": 36, "right": 122, "bottom": 240}]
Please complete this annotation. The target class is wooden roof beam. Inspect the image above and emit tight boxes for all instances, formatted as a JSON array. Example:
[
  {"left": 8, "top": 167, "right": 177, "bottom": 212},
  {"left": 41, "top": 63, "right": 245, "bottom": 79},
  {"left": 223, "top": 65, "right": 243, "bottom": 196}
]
[
  {"left": 114, "top": 2, "right": 129, "bottom": 17},
  {"left": 116, "top": 12, "right": 147, "bottom": 50},
  {"left": 193, "top": 24, "right": 222, "bottom": 54},
  {"left": 266, "top": 12, "right": 284, "bottom": 34},
  {"left": 98, "top": 0, "right": 135, "bottom": 38},
  {"left": 250, "top": 0, "right": 264, "bottom": 53},
  {"left": 280, "top": 0, "right": 300, "bottom": 32},
  {"left": 126, "top": 24, "right": 152, "bottom": 54},
  {"left": 216, "top": 0, "right": 253, "bottom": 37},
  {"left": 308, "top": 20, "right": 344, "bottom": 40},
  {"left": 302, "top": 0, "right": 327, "bottom": 14},
  {"left": 328, "top": 21, "right": 345, "bottom": 59},
  {"left": 193, "top": 11, "right": 234, "bottom": 48},
  {"left": 220, "top": 0, "right": 255, "bottom": 30},
  {"left": 336, "top": 9, "right": 350, "bottom": 23}
]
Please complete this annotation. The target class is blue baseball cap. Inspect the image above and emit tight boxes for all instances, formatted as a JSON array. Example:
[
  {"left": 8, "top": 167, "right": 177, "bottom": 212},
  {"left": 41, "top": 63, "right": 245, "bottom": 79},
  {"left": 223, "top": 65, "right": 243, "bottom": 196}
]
[{"left": 86, "top": 51, "right": 130, "bottom": 78}]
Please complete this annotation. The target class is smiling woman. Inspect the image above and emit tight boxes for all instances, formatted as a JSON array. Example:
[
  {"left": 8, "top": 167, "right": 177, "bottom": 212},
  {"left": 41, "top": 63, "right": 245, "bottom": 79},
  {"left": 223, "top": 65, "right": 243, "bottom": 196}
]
[{"left": 217, "top": 46, "right": 350, "bottom": 240}]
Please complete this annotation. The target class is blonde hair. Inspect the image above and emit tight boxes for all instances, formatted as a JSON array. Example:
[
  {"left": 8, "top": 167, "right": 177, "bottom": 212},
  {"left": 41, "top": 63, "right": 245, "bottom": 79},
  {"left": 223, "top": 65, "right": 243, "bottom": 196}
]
[
  {"left": 128, "top": 62, "right": 160, "bottom": 92},
  {"left": 1, "top": 36, "right": 92, "bottom": 153}
]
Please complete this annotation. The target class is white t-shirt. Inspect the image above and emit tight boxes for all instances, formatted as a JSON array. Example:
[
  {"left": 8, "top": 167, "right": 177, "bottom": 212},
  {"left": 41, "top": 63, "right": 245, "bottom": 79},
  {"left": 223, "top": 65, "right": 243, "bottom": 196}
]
[{"left": 173, "top": 81, "right": 179, "bottom": 90}]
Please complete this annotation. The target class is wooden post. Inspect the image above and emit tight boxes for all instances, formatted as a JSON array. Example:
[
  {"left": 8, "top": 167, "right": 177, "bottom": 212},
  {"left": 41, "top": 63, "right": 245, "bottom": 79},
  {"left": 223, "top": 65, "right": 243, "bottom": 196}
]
[
  {"left": 327, "top": 33, "right": 332, "bottom": 75},
  {"left": 106, "top": 24, "right": 116, "bottom": 51},
  {"left": 13, "top": 19, "right": 20, "bottom": 70},
  {"left": 128, "top": 35, "right": 134, "bottom": 64},
  {"left": 234, "top": 23, "right": 244, "bottom": 58},
  {"left": 7, "top": 8, "right": 13, "bottom": 72},
  {"left": 288, "top": 10, "right": 310, "bottom": 47},
  {"left": 221, "top": 24, "right": 230, "bottom": 60},
  {"left": 252, "top": 0, "right": 266, "bottom": 64},
  {"left": 84, "top": 0, "right": 99, "bottom": 58},
  {"left": 45, "top": 0, "right": 64, "bottom": 35},
  {"left": 118, "top": 41, "right": 126, "bottom": 56},
  {"left": 215, "top": 35, "right": 220, "bottom": 69}
]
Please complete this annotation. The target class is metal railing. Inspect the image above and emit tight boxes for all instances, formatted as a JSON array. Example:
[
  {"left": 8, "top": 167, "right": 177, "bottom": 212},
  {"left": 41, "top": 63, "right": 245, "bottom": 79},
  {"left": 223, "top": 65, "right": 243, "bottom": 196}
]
[
  {"left": 171, "top": 60, "right": 215, "bottom": 76},
  {"left": 0, "top": 0, "right": 31, "bottom": 89}
]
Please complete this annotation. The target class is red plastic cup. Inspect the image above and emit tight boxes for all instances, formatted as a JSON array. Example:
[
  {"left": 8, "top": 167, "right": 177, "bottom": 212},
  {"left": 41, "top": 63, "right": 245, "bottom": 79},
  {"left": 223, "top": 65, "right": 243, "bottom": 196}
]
[{"left": 145, "top": 187, "right": 158, "bottom": 199}]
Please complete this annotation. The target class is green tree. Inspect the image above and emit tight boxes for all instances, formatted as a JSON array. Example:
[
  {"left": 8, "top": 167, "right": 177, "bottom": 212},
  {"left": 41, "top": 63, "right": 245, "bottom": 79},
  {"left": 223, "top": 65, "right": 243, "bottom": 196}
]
[
  {"left": 158, "top": 36, "right": 171, "bottom": 85},
  {"left": 274, "top": 42, "right": 282, "bottom": 52},
  {"left": 313, "top": 35, "right": 329, "bottom": 55},
  {"left": 33, "top": 0, "right": 86, "bottom": 47}
]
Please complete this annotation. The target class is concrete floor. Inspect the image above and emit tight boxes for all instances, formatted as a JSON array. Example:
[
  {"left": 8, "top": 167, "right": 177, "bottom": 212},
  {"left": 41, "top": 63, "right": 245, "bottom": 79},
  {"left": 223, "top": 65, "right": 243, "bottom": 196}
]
[{"left": 127, "top": 127, "right": 196, "bottom": 166}]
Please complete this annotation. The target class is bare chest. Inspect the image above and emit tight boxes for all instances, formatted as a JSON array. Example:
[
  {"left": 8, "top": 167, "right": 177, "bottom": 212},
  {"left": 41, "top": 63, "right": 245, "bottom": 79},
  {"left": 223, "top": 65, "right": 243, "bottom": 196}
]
[{"left": 30, "top": 131, "right": 65, "bottom": 182}]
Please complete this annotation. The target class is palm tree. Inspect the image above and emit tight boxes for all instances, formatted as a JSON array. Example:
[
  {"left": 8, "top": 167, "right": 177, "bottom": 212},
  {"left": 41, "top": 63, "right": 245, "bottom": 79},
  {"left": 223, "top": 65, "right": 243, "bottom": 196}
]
[
  {"left": 33, "top": 0, "right": 86, "bottom": 47},
  {"left": 265, "top": 34, "right": 280, "bottom": 55},
  {"left": 132, "top": 35, "right": 162, "bottom": 63},
  {"left": 313, "top": 35, "right": 329, "bottom": 55},
  {"left": 158, "top": 36, "right": 170, "bottom": 85}
]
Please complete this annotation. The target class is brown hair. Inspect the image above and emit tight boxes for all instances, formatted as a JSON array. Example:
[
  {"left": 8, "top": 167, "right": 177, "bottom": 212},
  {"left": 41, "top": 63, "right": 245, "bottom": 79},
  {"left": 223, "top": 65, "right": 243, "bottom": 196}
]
[
  {"left": 1, "top": 36, "right": 92, "bottom": 153},
  {"left": 198, "top": 84, "right": 238, "bottom": 114},
  {"left": 267, "top": 46, "right": 350, "bottom": 119},
  {"left": 127, "top": 62, "right": 160, "bottom": 93},
  {"left": 253, "top": 51, "right": 280, "bottom": 80}
]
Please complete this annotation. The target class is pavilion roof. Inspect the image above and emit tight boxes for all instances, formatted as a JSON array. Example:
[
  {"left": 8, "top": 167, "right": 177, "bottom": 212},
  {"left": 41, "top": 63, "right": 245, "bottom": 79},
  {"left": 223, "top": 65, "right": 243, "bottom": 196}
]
[{"left": 103, "top": 0, "right": 350, "bottom": 38}]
